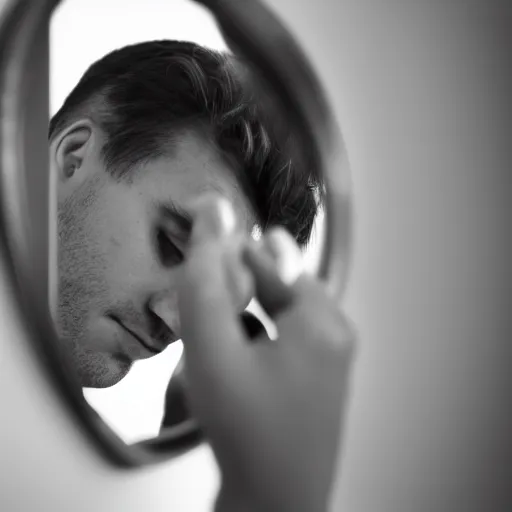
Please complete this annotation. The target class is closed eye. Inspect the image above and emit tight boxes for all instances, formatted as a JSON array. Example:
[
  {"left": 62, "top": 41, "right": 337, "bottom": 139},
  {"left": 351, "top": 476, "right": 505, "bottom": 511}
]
[{"left": 156, "top": 228, "right": 184, "bottom": 266}]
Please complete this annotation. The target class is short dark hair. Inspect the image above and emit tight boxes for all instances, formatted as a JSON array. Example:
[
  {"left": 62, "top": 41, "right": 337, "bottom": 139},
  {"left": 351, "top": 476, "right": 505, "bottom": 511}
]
[{"left": 49, "top": 40, "right": 323, "bottom": 246}]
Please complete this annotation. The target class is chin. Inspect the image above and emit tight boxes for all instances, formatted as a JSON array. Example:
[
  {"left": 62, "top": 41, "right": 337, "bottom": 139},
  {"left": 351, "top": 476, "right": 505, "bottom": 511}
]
[
  {"left": 79, "top": 354, "right": 133, "bottom": 389},
  {"left": 86, "top": 373, "right": 128, "bottom": 389}
]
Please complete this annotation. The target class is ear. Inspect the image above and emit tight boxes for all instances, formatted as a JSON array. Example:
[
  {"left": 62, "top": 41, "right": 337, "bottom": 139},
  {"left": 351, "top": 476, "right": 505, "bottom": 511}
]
[{"left": 50, "top": 119, "right": 95, "bottom": 185}]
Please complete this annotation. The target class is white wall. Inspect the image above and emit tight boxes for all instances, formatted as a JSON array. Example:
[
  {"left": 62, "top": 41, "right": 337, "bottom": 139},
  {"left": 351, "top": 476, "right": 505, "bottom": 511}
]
[{"left": 50, "top": 0, "right": 229, "bottom": 113}]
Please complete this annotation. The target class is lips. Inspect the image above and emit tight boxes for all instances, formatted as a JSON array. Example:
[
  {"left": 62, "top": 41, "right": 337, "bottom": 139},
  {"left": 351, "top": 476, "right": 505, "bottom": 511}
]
[{"left": 108, "top": 315, "right": 165, "bottom": 355}]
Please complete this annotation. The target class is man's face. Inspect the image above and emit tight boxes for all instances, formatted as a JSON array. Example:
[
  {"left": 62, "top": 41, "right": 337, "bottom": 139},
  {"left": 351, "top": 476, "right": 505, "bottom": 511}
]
[{"left": 51, "top": 123, "right": 254, "bottom": 388}]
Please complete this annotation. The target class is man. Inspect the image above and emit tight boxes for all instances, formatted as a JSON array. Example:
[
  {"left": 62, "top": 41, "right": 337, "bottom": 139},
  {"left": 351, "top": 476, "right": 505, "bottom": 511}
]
[
  {"left": 49, "top": 39, "right": 323, "bottom": 388},
  {"left": 50, "top": 39, "right": 354, "bottom": 511}
]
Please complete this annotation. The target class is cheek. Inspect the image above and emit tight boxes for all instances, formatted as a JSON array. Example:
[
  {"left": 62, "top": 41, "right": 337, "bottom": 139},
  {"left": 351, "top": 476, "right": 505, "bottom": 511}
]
[
  {"left": 58, "top": 203, "right": 105, "bottom": 281},
  {"left": 102, "top": 222, "right": 158, "bottom": 290},
  {"left": 95, "top": 196, "right": 151, "bottom": 265},
  {"left": 57, "top": 234, "right": 111, "bottom": 339}
]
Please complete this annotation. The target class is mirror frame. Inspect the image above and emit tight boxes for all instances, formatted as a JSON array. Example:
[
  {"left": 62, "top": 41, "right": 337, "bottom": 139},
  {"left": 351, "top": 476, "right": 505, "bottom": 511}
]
[{"left": 0, "top": 0, "right": 352, "bottom": 467}]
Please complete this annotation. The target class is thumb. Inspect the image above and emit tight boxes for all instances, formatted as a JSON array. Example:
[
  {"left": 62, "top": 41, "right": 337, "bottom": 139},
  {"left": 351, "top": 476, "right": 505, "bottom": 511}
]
[{"left": 243, "top": 227, "right": 304, "bottom": 318}]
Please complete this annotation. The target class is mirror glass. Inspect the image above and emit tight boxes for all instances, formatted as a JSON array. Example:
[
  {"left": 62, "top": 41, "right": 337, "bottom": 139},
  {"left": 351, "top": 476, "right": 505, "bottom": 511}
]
[{"left": 50, "top": 0, "right": 326, "bottom": 445}]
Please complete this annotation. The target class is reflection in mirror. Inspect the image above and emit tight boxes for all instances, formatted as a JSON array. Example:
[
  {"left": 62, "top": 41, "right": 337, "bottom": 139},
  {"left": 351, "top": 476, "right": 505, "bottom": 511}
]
[{"left": 50, "top": 0, "right": 325, "bottom": 445}]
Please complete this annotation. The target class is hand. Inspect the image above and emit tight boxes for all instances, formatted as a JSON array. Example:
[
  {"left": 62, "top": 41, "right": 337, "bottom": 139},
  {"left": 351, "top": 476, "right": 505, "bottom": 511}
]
[{"left": 177, "top": 195, "right": 357, "bottom": 512}]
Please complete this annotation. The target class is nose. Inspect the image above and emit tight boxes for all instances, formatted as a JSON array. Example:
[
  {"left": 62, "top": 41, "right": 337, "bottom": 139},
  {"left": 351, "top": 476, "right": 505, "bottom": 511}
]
[{"left": 147, "top": 291, "right": 181, "bottom": 342}]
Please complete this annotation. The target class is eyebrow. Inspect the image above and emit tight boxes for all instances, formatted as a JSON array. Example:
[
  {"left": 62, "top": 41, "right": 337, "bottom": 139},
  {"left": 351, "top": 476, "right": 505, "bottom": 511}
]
[
  {"left": 158, "top": 196, "right": 257, "bottom": 238},
  {"left": 158, "top": 200, "right": 193, "bottom": 234}
]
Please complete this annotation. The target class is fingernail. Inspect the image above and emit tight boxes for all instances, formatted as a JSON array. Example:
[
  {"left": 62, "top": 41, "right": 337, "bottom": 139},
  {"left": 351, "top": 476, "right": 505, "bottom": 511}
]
[
  {"left": 266, "top": 227, "right": 304, "bottom": 285},
  {"left": 217, "top": 197, "right": 236, "bottom": 236},
  {"left": 189, "top": 194, "right": 236, "bottom": 241}
]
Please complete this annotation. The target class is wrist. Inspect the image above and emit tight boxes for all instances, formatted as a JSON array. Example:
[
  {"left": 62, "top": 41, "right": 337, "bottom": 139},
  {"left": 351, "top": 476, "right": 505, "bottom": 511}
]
[
  {"left": 214, "top": 483, "right": 259, "bottom": 512},
  {"left": 214, "top": 479, "right": 326, "bottom": 512}
]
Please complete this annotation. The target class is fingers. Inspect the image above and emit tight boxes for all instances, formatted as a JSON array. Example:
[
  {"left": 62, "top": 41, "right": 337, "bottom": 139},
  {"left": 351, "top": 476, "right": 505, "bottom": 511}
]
[
  {"left": 178, "top": 195, "right": 347, "bottom": 360},
  {"left": 245, "top": 227, "right": 355, "bottom": 355},
  {"left": 242, "top": 227, "right": 304, "bottom": 318},
  {"left": 177, "top": 195, "right": 249, "bottom": 362},
  {"left": 240, "top": 310, "right": 267, "bottom": 340},
  {"left": 264, "top": 228, "right": 305, "bottom": 287}
]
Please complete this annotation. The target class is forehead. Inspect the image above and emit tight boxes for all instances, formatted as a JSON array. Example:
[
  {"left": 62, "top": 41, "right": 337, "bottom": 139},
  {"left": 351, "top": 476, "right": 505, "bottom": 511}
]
[{"left": 132, "top": 131, "right": 256, "bottom": 231}]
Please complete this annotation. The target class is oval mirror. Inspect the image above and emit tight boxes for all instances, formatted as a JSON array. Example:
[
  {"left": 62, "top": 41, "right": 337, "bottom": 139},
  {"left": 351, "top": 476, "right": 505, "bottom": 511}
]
[{"left": 0, "top": 0, "right": 351, "bottom": 465}]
